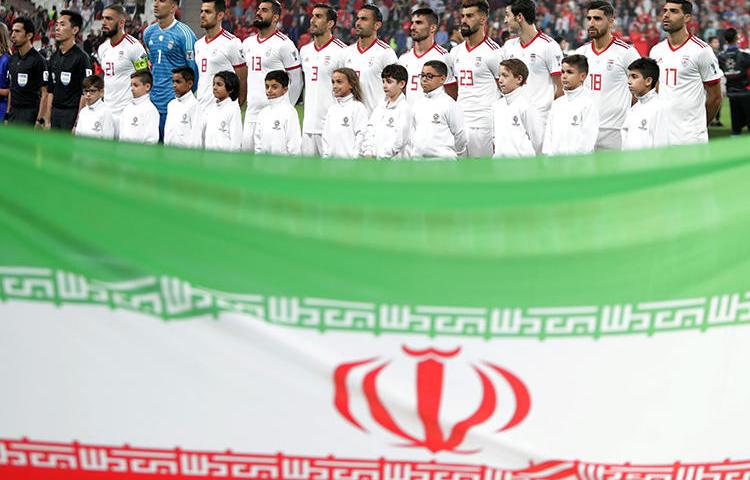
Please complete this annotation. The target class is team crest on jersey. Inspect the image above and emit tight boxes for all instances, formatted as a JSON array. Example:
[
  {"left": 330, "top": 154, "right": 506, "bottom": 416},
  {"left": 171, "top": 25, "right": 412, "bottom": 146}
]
[
  {"left": 387, "top": 117, "right": 394, "bottom": 127},
  {"left": 681, "top": 55, "right": 689, "bottom": 66},
  {"left": 432, "top": 113, "right": 440, "bottom": 124},
  {"left": 639, "top": 119, "right": 648, "bottom": 130},
  {"left": 571, "top": 114, "right": 580, "bottom": 126},
  {"left": 512, "top": 115, "right": 520, "bottom": 126},
  {"left": 273, "top": 120, "right": 281, "bottom": 130},
  {"left": 158, "top": 35, "right": 164, "bottom": 41},
  {"left": 181, "top": 113, "right": 189, "bottom": 125},
  {"left": 368, "top": 57, "right": 374, "bottom": 66},
  {"left": 60, "top": 71, "right": 71, "bottom": 86},
  {"left": 475, "top": 56, "right": 482, "bottom": 67},
  {"left": 219, "top": 121, "right": 228, "bottom": 133},
  {"left": 529, "top": 53, "right": 537, "bottom": 63},
  {"left": 606, "top": 59, "right": 614, "bottom": 71},
  {"left": 93, "top": 121, "right": 102, "bottom": 132},
  {"left": 265, "top": 50, "right": 272, "bottom": 57},
  {"left": 131, "top": 116, "right": 138, "bottom": 126},
  {"left": 324, "top": 55, "right": 331, "bottom": 65},
  {"left": 118, "top": 50, "right": 125, "bottom": 57},
  {"left": 167, "top": 40, "right": 174, "bottom": 50},
  {"left": 341, "top": 116, "right": 350, "bottom": 127}
]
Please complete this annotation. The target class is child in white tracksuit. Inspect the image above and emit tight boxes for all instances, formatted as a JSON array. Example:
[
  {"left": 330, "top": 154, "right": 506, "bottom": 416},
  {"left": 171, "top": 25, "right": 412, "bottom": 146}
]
[
  {"left": 362, "top": 64, "right": 412, "bottom": 158},
  {"left": 492, "top": 59, "right": 544, "bottom": 157},
  {"left": 621, "top": 57, "right": 670, "bottom": 150},
  {"left": 542, "top": 55, "right": 599, "bottom": 156},
  {"left": 119, "top": 71, "right": 160, "bottom": 144},
  {"left": 75, "top": 75, "right": 115, "bottom": 139},
  {"left": 411, "top": 60, "right": 467, "bottom": 159},
  {"left": 254, "top": 70, "right": 302, "bottom": 155},
  {"left": 321, "top": 68, "right": 369, "bottom": 158},
  {"left": 203, "top": 71, "right": 243, "bottom": 152},
  {"left": 165, "top": 66, "right": 204, "bottom": 148}
]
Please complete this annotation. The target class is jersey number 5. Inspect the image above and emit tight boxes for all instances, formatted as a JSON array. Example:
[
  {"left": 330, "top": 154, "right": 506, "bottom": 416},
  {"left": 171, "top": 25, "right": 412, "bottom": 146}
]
[
  {"left": 410, "top": 74, "right": 419, "bottom": 91},
  {"left": 459, "top": 69, "right": 474, "bottom": 87}
]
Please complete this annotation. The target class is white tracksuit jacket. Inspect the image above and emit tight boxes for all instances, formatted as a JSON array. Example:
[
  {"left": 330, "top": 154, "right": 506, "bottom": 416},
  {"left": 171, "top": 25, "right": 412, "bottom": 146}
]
[
  {"left": 410, "top": 87, "right": 467, "bottom": 159},
  {"left": 118, "top": 94, "right": 160, "bottom": 145},
  {"left": 492, "top": 86, "right": 544, "bottom": 157},
  {"left": 621, "top": 89, "right": 670, "bottom": 150},
  {"left": 362, "top": 93, "right": 412, "bottom": 159},
  {"left": 74, "top": 98, "right": 115, "bottom": 140},
  {"left": 542, "top": 85, "right": 599, "bottom": 156},
  {"left": 203, "top": 97, "right": 243, "bottom": 152},
  {"left": 253, "top": 94, "right": 302, "bottom": 155},
  {"left": 164, "top": 93, "right": 204, "bottom": 148},
  {"left": 321, "top": 94, "right": 369, "bottom": 158}
]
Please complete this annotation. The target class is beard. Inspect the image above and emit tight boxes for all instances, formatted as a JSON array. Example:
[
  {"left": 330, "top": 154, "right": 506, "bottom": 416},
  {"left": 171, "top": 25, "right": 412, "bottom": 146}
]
[
  {"left": 102, "top": 27, "right": 118, "bottom": 38},
  {"left": 253, "top": 17, "right": 272, "bottom": 29},
  {"left": 460, "top": 23, "right": 478, "bottom": 38},
  {"left": 411, "top": 30, "right": 429, "bottom": 42},
  {"left": 662, "top": 22, "right": 682, "bottom": 33},
  {"left": 588, "top": 28, "right": 604, "bottom": 39}
]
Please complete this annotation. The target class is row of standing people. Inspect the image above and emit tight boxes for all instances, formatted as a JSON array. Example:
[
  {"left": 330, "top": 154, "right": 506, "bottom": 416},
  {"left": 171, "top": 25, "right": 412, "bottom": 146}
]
[{"left": 4, "top": 0, "right": 723, "bottom": 157}]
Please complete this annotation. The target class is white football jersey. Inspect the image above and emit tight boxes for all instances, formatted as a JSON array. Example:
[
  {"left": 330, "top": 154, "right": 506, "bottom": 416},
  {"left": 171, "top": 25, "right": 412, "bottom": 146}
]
[
  {"left": 342, "top": 39, "right": 398, "bottom": 113},
  {"left": 576, "top": 37, "right": 640, "bottom": 131},
  {"left": 649, "top": 34, "right": 722, "bottom": 144},
  {"left": 242, "top": 30, "right": 301, "bottom": 117},
  {"left": 398, "top": 42, "right": 456, "bottom": 106},
  {"left": 195, "top": 29, "right": 245, "bottom": 109},
  {"left": 503, "top": 31, "right": 563, "bottom": 117},
  {"left": 300, "top": 37, "right": 347, "bottom": 134},
  {"left": 98, "top": 34, "right": 147, "bottom": 115},
  {"left": 449, "top": 36, "right": 502, "bottom": 129}
]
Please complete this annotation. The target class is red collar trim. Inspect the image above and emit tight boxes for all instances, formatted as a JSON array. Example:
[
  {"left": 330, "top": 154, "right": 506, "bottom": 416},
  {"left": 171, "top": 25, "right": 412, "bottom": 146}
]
[
  {"left": 413, "top": 41, "right": 436, "bottom": 58},
  {"left": 257, "top": 29, "right": 279, "bottom": 44},
  {"left": 591, "top": 36, "right": 615, "bottom": 55},
  {"left": 521, "top": 30, "right": 541, "bottom": 49},
  {"left": 668, "top": 33, "right": 692, "bottom": 52},
  {"left": 357, "top": 38, "right": 378, "bottom": 54},
  {"left": 206, "top": 28, "right": 225, "bottom": 44},
  {"left": 315, "top": 36, "right": 336, "bottom": 52},
  {"left": 465, "top": 36, "right": 488, "bottom": 53},
  {"left": 110, "top": 33, "right": 127, "bottom": 48}
]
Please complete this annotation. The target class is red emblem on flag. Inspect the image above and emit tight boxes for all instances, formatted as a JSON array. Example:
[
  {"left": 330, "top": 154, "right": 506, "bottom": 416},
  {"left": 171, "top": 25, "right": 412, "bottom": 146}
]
[{"left": 333, "top": 346, "right": 531, "bottom": 454}]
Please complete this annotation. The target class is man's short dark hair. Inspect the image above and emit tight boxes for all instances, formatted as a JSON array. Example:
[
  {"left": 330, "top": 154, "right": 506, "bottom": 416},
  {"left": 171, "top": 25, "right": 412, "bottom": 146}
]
[
  {"left": 60, "top": 10, "right": 84, "bottom": 32},
  {"left": 131, "top": 69, "right": 153, "bottom": 86},
  {"left": 628, "top": 57, "right": 659, "bottom": 87},
  {"left": 260, "top": 0, "right": 282, "bottom": 16},
  {"left": 412, "top": 7, "right": 438, "bottom": 25},
  {"left": 508, "top": 0, "right": 536, "bottom": 24},
  {"left": 13, "top": 17, "right": 35, "bottom": 36},
  {"left": 586, "top": 1, "right": 614, "bottom": 18},
  {"left": 103, "top": 3, "right": 127, "bottom": 16},
  {"left": 265, "top": 69, "right": 289, "bottom": 87},
  {"left": 382, "top": 63, "right": 408, "bottom": 83},
  {"left": 202, "top": 0, "right": 226, "bottom": 13},
  {"left": 724, "top": 28, "right": 738, "bottom": 44},
  {"left": 172, "top": 66, "right": 195, "bottom": 83},
  {"left": 665, "top": 0, "right": 693, "bottom": 15},
  {"left": 562, "top": 54, "right": 588, "bottom": 74},
  {"left": 462, "top": 0, "right": 490, "bottom": 16},
  {"left": 360, "top": 4, "right": 382, "bottom": 23},
  {"left": 312, "top": 3, "right": 337, "bottom": 25},
  {"left": 423, "top": 60, "right": 447, "bottom": 76}
]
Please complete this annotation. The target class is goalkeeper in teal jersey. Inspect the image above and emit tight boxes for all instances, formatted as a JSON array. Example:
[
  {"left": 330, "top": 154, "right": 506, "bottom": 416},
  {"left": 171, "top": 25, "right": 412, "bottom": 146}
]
[{"left": 143, "top": 0, "right": 199, "bottom": 142}]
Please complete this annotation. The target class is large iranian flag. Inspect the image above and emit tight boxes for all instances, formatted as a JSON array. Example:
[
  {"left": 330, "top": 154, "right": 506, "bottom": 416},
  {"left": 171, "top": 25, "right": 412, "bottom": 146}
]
[{"left": 2, "top": 127, "right": 750, "bottom": 480}]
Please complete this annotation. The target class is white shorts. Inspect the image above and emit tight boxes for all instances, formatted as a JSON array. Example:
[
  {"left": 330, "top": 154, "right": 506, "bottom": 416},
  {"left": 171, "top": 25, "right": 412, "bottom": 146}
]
[
  {"left": 466, "top": 127, "right": 493, "bottom": 158},
  {"left": 241, "top": 122, "right": 257, "bottom": 152},
  {"left": 596, "top": 128, "right": 622, "bottom": 150},
  {"left": 301, "top": 133, "right": 324, "bottom": 157}
]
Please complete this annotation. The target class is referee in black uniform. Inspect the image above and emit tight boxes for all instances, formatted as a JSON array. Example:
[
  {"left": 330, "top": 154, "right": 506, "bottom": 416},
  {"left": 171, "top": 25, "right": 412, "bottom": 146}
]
[
  {"left": 7, "top": 17, "right": 48, "bottom": 126},
  {"left": 43, "top": 10, "right": 92, "bottom": 130}
]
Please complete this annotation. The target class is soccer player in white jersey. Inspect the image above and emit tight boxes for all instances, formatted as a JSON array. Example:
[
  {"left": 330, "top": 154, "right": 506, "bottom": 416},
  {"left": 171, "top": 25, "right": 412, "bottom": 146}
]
[
  {"left": 342, "top": 4, "right": 398, "bottom": 113},
  {"left": 241, "top": 0, "right": 302, "bottom": 151},
  {"left": 97, "top": 4, "right": 147, "bottom": 137},
  {"left": 449, "top": 0, "right": 502, "bottom": 158},
  {"left": 300, "top": 3, "right": 347, "bottom": 156},
  {"left": 398, "top": 7, "right": 457, "bottom": 106},
  {"left": 649, "top": 0, "right": 722, "bottom": 145},
  {"left": 502, "top": 0, "right": 563, "bottom": 123},
  {"left": 575, "top": 1, "right": 640, "bottom": 150},
  {"left": 195, "top": 0, "right": 247, "bottom": 110}
]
